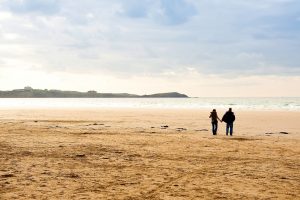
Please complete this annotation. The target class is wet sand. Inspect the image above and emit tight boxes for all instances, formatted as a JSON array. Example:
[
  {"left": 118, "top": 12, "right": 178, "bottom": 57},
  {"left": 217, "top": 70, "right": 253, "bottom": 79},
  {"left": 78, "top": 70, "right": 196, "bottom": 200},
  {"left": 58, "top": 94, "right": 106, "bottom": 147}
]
[{"left": 0, "top": 109, "right": 299, "bottom": 199}]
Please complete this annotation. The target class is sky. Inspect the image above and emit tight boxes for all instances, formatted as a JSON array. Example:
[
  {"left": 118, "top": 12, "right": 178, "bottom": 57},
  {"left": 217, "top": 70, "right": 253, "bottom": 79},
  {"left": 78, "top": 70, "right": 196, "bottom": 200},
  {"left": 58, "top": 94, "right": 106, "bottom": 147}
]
[{"left": 0, "top": 0, "right": 299, "bottom": 97}]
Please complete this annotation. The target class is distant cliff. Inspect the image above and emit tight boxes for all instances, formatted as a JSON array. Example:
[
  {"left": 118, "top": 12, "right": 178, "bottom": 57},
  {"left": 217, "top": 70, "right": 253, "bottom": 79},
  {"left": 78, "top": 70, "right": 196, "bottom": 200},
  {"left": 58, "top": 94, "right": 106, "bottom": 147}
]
[{"left": 0, "top": 87, "right": 188, "bottom": 98}]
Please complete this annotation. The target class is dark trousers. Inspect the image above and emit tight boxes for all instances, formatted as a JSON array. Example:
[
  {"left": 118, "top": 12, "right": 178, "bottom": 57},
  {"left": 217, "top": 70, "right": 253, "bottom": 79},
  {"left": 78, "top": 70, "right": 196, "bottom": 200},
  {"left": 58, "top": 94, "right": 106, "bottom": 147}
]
[
  {"left": 212, "top": 121, "right": 218, "bottom": 135},
  {"left": 226, "top": 123, "right": 233, "bottom": 136}
]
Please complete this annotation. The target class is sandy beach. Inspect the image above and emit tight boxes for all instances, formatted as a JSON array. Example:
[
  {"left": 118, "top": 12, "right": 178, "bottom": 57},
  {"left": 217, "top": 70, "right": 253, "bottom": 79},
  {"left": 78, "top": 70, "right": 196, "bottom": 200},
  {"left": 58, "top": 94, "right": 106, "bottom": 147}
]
[{"left": 0, "top": 108, "right": 299, "bottom": 199}]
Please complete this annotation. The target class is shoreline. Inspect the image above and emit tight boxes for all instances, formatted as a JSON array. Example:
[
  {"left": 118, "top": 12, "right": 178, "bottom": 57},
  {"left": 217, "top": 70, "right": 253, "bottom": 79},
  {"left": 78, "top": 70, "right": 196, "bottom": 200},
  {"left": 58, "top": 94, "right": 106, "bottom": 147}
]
[{"left": 1, "top": 107, "right": 300, "bottom": 112}]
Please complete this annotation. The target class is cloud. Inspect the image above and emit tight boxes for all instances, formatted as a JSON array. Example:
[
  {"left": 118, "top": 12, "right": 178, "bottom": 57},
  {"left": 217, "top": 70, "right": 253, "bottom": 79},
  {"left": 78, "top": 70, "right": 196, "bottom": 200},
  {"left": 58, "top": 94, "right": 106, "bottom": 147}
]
[
  {"left": 3, "top": 0, "right": 60, "bottom": 15},
  {"left": 120, "top": 0, "right": 197, "bottom": 25},
  {"left": 0, "top": 0, "right": 299, "bottom": 80},
  {"left": 158, "top": 0, "right": 197, "bottom": 25},
  {"left": 121, "top": 0, "right": 150, "bottom": 18}
]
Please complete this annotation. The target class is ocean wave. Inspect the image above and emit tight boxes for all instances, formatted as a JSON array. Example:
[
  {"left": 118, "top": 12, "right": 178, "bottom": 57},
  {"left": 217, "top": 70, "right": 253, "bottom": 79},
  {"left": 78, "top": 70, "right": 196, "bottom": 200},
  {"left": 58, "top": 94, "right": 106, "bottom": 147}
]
[{"left": 0, "top": 98, "right": 300, "bottom": 111}]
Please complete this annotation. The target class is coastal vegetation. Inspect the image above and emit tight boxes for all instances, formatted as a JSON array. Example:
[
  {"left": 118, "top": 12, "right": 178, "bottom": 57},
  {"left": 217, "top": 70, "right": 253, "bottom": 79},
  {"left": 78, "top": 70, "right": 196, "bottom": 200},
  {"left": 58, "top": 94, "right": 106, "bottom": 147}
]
[{"left": 0, "top": 87, "right": 188, "bottom": 98}]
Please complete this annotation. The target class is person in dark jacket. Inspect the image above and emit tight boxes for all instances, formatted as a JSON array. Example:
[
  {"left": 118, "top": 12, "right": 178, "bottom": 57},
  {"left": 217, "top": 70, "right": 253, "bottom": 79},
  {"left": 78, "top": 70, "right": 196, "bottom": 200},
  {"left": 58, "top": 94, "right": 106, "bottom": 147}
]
[
  {"left": 222, "top": 108, "right": 235, "bottom": 136},
  {"left": 209, "top": 109, "right": 221, "bottom": 135}
]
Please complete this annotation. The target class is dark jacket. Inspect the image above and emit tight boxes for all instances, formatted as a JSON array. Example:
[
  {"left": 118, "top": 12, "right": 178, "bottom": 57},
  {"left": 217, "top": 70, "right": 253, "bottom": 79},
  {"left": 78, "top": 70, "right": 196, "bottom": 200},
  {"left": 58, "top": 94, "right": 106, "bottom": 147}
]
[
  {"left": 222, "top": 111, "right": 235, "bottom": 124},
  {"left": 209, "top": 112, "right": 219, "bottom": 123}
]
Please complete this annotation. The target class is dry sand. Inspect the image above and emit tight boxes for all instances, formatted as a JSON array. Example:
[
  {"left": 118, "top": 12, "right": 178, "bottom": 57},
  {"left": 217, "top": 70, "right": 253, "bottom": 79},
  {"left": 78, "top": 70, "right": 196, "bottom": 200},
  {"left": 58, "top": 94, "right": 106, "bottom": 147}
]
[{"left": 0, "top": 108, "right": 299, "bottom": 199}]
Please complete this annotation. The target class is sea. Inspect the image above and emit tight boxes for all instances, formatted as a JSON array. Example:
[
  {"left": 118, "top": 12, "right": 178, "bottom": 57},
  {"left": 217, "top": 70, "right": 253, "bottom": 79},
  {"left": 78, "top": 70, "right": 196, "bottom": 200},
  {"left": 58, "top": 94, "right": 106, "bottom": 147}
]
[{"left": 0, "top": 97, "right": 299, "bottom": 111}]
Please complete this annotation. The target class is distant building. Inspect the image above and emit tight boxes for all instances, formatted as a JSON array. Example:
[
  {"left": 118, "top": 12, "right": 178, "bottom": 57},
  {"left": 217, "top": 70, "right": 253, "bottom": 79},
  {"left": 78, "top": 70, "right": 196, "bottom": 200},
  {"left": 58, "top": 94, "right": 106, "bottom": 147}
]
[
  {"left": 24, "top": 86, "right": 33, "bottom": 91},
  {"left": 87, "top": 90, "right": 97, "bottom": 94}
]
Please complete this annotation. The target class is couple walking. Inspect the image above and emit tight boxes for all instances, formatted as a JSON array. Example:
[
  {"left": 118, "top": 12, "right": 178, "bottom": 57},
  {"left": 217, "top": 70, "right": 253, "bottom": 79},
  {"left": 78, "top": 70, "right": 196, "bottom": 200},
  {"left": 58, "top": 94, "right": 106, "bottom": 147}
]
[{"left": 209, "top": 108, "right": 235, "bottom": 136}]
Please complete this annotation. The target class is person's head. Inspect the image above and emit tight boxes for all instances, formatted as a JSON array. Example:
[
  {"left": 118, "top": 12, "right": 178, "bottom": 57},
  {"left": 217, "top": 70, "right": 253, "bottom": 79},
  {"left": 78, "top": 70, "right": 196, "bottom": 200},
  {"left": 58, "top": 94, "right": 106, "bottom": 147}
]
[
  {"left": 212, "top": 109, "right": 216, "bottom": 112},
  {"left": 229, "top": 108, "right": 232, "bottom": 112}
]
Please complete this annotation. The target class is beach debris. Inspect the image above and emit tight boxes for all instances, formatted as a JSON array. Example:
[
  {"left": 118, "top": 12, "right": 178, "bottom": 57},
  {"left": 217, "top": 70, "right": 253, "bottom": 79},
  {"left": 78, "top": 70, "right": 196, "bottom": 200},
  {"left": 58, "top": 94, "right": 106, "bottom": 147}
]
[
  {"left": 34, "top": 120, "right": 38, "bottom": 123},
  {"left": 75, "top": 154, "right": 86, "bottom": 157},
  {"left": 65, "top": 173, "right": 80, "bottom": 178},
  {"left": 86, "top": 123, "right": 105, "bottom": 126},
  {"left": 228, "top": 137, "right": 256, "bottom": 141},
  {"left": 161, "top": 125, "right": 169, "bottom": 129},
  {"left": 20, "top": 151, "right": 32, "bottom": 156},
  {"left": 265, "top": 132, "right": 289, "bottom": 135},
  {"left": 279, "top": 131, "right": 289, "bottom": 134},
  {"left": 196, "top": 129, "right": 208, "bottom": 132},
  {"left": 1, "top": 173, "right": 14, "bottom": 178},
  {"left": 280, "top": 176, "right": 288, "bottom": 179},
  {"left": 41, "top": 171, "right": 52, "bottom": 175},
  {"left": 176, "top": 128, "right": 187, "bottom": 131}
]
